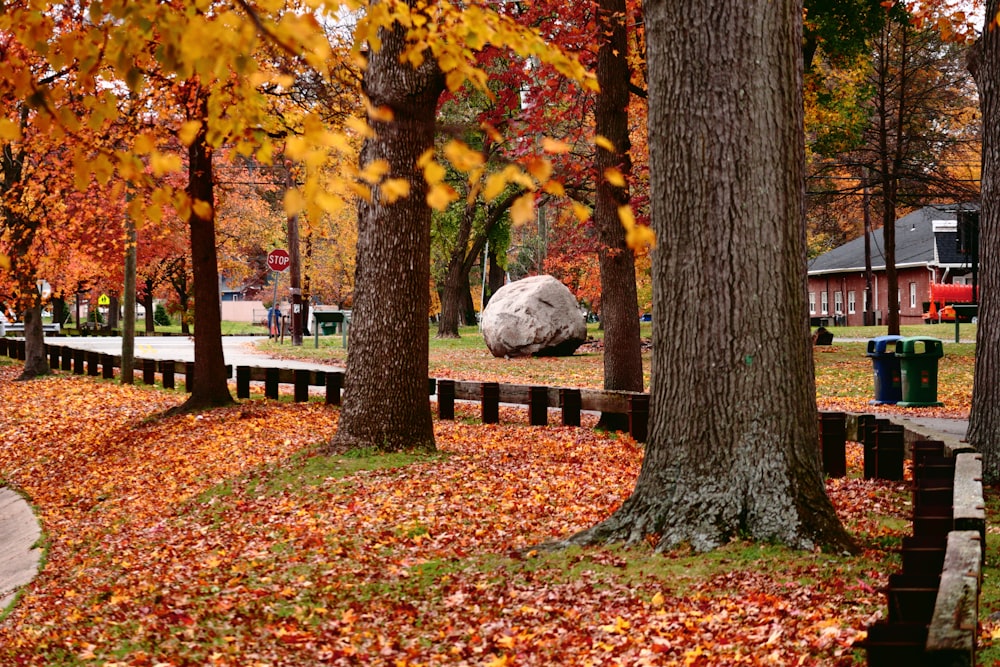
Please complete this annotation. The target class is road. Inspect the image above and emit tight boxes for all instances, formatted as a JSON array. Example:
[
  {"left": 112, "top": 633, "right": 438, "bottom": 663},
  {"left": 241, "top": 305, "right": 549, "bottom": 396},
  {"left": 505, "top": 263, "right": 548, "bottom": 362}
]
[{"left": 47, "top": 335, "right": 345, "bottom": 375}]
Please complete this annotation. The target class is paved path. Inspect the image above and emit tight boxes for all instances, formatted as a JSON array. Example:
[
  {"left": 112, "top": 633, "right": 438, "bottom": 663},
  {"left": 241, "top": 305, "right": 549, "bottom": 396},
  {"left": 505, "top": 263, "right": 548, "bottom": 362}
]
[
  {"left": 0, "top": 488, "right": 42, "bottom": 613},
  {"left": 49, "top": 335, "right": 346, "bottom": 375}
]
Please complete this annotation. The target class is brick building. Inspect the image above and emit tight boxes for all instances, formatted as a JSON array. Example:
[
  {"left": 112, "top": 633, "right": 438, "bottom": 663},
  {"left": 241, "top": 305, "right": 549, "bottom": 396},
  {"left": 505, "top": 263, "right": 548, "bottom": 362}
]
[{"left": 807, "top": 204, "right": 978, "bottom": 327}]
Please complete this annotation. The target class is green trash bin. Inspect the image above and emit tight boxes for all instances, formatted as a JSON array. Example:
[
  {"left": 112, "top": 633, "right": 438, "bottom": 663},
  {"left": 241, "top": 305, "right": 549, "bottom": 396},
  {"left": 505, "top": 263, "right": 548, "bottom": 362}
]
[{"left": 895, "top": 337, "right": 944, "bottom": 407}]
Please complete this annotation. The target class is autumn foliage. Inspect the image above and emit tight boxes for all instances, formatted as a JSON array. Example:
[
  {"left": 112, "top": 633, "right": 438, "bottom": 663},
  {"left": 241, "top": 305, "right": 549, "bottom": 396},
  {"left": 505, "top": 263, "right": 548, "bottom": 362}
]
[{"left": 0, "top": 359, "right": 975, "bottom": 665}]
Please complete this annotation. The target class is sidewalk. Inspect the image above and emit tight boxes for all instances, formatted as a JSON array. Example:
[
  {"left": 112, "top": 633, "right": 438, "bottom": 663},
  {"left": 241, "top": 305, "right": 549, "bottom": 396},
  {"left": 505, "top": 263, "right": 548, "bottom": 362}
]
[{"left": 0, "top": 488, "right": 41, "bottom": 613}]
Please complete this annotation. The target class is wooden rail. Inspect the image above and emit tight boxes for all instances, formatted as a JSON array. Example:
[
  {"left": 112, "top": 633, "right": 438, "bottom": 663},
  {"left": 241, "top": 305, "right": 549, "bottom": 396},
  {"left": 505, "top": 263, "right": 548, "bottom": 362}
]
[{"left": 0, "top": 340, "right": 651, "bottom": 441}]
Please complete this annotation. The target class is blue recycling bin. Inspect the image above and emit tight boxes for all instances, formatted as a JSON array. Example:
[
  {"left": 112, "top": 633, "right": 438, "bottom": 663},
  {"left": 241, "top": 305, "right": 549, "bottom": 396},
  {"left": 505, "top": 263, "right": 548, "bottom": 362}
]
[{"left": 866, "top": 335, "right": 904, "bottom": 405}]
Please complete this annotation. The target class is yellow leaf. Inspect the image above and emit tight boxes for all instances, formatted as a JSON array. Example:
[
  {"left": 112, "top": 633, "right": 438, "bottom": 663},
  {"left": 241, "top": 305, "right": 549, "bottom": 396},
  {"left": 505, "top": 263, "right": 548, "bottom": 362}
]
[
  {"left": 542, "top": 180, "right": 565, "bottom": 196},
  {"left": 360, "top": 159, "right": 391, "bottom": 184},
  {"left": 604, "top": 168, "right": 626, "bottom": 187},
  {"left": 443, "top": 140, "right": 484, "bottom": 172},
  {"left": 495, "top": 635, "right": 516, "bottom": 649},
  {"left": 0, "top": 254, "right": 9, "bottom": 270},
  {"left": 483, "top": 172, "right": 508, "bottom": 202},
  {"left": 626, "top": 223, "right": 656, "bottom": 250},
  {"left": 422, "top": 159, "right": 446, "bottom": 186},
  {"left": 284, "top": 189, "right": 305, "bottom": 216},
  {"left": 381, "top": 178, "right": 411, "bottom": 203},
  {"left": 149, "top": 152, "right": 182, "bottom": 177},
  {"left": 427, "top": 183, "right": 458, "bottom": 210},
  {"left": 618, "top": 204, "right": 636, "bottom": 229},
  {"left": 178, "top": 120, "right": 203, "bottom": 146},
  {"left": 133, "top": 133, "right": 157, "bottom": 155},
  {"left": 0, "top": 118, "right": 20, "bottom": 141},
  {"left": 511, "top": 193, "right": 535, "bottom": 226},
  {"left": 192, "top": 199, "right": 214, "bottom": 220},
  {"left": 486, "top": 654, "right": 513, "bottom": 667},
  {"left": 525, "top": 157, "right": 552, "bottom": 183},
  {"left": 346, "top": 116, "right": 375, "bottom": 139},
  {"left": 366, "top": 102, "right": 394, "bottom": 123},
  {"left": 595, "top": 135, "right": 615, "bottom": 151},
  {"left": 542, "top": 137, "right": 572, "bottom": 154},
  {"left": 651, "top": 591, "right": 665, "bottom": 607},
  {"left": 572, "top": 202, "right": 591, "bottom": 222}
]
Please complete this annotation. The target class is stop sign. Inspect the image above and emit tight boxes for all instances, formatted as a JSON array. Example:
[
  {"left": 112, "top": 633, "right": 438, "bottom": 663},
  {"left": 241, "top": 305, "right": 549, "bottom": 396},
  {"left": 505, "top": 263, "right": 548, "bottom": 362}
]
[{"left": 267, "top": 249, "right": 290, "bottom": 272}]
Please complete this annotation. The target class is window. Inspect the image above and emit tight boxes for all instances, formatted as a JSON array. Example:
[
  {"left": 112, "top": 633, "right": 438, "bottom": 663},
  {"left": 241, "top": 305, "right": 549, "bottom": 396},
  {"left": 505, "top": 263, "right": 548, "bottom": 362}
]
[
  {"left": 834, "top": 291, "right": 843, "bottom": 314},
  {"left": 821, "top": 292, "right": 828, "bottom": 314},
  {"left": 910, "top": 282, "right": 917, "bottom": 309},
  {"left": 848, "top": 291, "right": 856, "bottom": 314},
  {"left": 809, "top": 292, "right": 816, "bottom": 314}
]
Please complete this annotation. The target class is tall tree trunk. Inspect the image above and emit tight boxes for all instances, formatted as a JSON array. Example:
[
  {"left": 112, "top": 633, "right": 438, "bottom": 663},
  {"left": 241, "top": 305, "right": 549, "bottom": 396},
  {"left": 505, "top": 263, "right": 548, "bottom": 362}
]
[
  {"left": 594, "top": 0, "right": 644, "bottom": 431},
  {"left": 966, "top": 13, "right": 1000, "bottom": 482},
  {"left": 330, "top": 10, "right": 444, "bottom": 453},
  {"left": 486, "top": 248, "right": 505, "bottom": 304},
  {"left": 171, "top": 84, "right": 233, "bottom": 412},
  {"left": 437, "top": 203, "right": 473, "bottom": 338},
  {"left": 142, "top": 279, "right": 156, "bottom": 334},
  {"left": 19, "top": 298, "right": 48, "bottom": 379},
  {"left": 567, "top": 0, "right": 853, "bottom": 552}
]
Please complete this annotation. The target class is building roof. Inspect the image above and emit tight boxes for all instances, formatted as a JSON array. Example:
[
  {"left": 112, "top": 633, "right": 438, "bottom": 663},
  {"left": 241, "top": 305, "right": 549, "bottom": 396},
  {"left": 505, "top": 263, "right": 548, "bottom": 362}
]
[{"left": 807, "top": 203, "right": 978, "bottom": 276}]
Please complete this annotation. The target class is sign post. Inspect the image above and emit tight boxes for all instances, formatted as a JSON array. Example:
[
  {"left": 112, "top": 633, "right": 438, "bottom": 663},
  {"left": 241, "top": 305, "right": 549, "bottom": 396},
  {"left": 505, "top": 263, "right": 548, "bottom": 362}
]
[{"left": 267, "top": 250, "right": 290, "bottom": 338}]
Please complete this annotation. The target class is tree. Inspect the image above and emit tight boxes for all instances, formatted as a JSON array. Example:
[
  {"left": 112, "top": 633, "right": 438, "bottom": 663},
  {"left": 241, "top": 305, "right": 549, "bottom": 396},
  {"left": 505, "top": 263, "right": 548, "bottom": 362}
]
[
  {"left": 593, "top": 0, "right": 644, "bottom": 429},
  {"left": 174, "top": 80, "right": 233, "bottom": 410},
  {"left": 966, "top": 6, "right": 999, "bottom": 483},
  {"left": 566, "top": 0, "right": 854, "bottom": 552},
  {"left": 330, "top": 9, "right": 445, "bottom": 453}
]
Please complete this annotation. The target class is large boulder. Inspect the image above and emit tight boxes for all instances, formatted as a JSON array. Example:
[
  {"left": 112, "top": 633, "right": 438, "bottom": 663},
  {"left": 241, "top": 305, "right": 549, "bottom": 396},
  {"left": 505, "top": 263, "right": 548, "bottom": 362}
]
[{"left": 481, "top": 275, "right": 587, "bottom": 357}]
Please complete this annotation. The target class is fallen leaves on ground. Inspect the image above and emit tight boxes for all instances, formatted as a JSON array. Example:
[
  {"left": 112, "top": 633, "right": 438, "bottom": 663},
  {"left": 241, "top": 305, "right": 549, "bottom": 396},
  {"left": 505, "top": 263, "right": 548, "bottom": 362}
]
[{"left": 0, "top": 367, "right": 916, "bottom": 665}]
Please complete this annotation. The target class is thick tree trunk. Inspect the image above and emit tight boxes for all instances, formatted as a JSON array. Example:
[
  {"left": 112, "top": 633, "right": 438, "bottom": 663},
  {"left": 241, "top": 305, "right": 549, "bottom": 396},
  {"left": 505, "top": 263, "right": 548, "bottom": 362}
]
[
  {"left": 170, "top": 86, "right": 233, "bottom": 412},
  {"left": 330, "top": 11, "right": 443, "bottom": 453},
  {"left": 594, "top": 0, "right": 644, "bottom": 431},
  {"left": 967, "top": 10, "right": 1000, "bottom": 482},
  {"left": 568, "top": 0, "right": 853, "bottom": 552},
  {"left": 18, "top": 300, "right": 48, "bottom": 380}
]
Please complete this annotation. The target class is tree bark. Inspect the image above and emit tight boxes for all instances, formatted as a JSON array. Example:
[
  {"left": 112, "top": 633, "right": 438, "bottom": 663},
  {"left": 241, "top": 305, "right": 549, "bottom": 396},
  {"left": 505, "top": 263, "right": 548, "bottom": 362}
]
[
  {"left": 966, "top": 6, "right": 1000, "bottom": 482},
  {"left": 330, "top": 9, "right": 444, "bottom": 453},
  {"left": 567, "top": 0, "right": 854, "bottom": 552},
  {"left": 169, "top": 83, "right": 233, "bottom": 412},
  {"left": 594, "top": 0, "right": 644, "bottom": 431}
]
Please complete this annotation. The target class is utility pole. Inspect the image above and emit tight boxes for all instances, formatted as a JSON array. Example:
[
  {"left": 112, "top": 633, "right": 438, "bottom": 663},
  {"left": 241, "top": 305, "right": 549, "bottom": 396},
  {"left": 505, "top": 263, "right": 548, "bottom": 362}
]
[
  {"left": 285, "top": 162, "right": 303, "bottom": 346},
  {"left": 122, "top": 198, "right": 137, "bottom": 383},
  {"left": 863, "top": 169, "right": 874, "bottom": 326}
]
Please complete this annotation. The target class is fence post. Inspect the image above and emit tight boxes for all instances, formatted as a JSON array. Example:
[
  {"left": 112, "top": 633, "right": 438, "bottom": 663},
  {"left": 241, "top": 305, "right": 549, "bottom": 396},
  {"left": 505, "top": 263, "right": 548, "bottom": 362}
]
[
  {"left": 184, "top": 362, "right": 195, "bottom": 393},
  {"left": 265, "top": 367, "right": 280, "bottom": 400},
  {"left": 857, "top": 414, "right": 877, "bottom": 480},
  {"left": 875, "top": 422, "right": 905, "bottom": 481},
  {"left": 160, "top": 361, "right": 174, "bottom": 389},
  {"left": 48, "top": 344, "right": 59, "bottom": 370},
  {"left": 142, "top": 358, "right": 156, "bottom": 385},
  {"left": 481, "top": 382, "right": 499, "bottom": 424},
  {"left": 87, "top": 351, "right": 100, "bottom": 376},
  {"left": 818, "top": 411, "right": 847, "bottom": 478},
  {"left": 529, "top": 386, "right": 548, "bottom": 426},
  {"left": 560, "top": 388, "right": 581, "bottom": 427},
  {"left": 294, "top": 369, "right": 310, "bottom": 402},
  {"left": 628, "top": 393, "right": 650, "bottom": 443},
  {"left": 326, "top": 371, "right": 342, "bottom": 405},
  {"left": 437, "top": 379, "right": 455, "bottom": 420},
  {"left": 101, "top": 354, "right": 115, "bottom": 379},
  {"left": 236, "top": 366, "right": 251, "bottom": 399}
]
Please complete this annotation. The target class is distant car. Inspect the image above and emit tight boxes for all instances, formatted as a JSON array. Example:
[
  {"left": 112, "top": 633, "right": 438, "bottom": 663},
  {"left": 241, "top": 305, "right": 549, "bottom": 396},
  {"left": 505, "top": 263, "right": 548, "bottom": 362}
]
[{"left": 639, "top": 313, "right": 652, "bottom": 322}]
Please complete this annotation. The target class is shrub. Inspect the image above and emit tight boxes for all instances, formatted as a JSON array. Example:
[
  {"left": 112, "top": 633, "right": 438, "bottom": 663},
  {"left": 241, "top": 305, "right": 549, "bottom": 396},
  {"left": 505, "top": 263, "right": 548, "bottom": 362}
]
[{"left": 154, "top": 304, "right": 172, "bottom": 326}]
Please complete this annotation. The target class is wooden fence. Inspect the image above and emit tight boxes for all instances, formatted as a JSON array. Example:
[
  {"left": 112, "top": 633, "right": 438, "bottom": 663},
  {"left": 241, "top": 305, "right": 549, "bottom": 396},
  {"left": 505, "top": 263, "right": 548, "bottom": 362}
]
[{"left": 0, "top": 339, "right": 651, "bottom": 441}]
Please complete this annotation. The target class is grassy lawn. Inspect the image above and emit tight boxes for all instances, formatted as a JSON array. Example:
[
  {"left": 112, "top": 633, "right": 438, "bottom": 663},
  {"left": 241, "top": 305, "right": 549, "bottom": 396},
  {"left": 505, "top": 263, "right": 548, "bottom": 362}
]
[{"left": 260, "top": 322, "right": 975, "bottom": 417}]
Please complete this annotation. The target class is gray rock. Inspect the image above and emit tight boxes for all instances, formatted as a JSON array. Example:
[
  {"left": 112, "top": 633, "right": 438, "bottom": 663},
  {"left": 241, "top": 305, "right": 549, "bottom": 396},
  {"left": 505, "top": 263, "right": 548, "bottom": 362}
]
[{"left": 481, "top": 275, "right": 587, "bottom": 358}]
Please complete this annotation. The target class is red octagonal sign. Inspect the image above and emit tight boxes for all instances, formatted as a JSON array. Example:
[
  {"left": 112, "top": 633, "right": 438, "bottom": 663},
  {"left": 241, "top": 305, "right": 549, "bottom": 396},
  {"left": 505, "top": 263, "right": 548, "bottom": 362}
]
[{"left": 267, "top": 249, "right": 290, "bottom": 272}]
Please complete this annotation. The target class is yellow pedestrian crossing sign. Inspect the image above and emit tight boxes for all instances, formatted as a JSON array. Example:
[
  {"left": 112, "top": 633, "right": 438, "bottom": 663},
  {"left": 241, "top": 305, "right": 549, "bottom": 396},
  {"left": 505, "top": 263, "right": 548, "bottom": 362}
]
[{"left": 98, "top": 294, "right": 110, "bottom": 306}]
